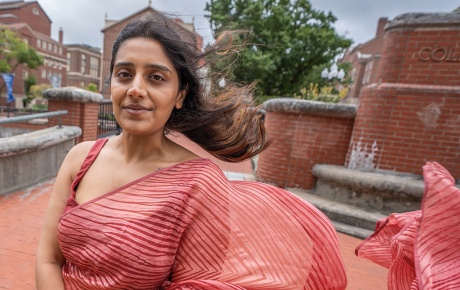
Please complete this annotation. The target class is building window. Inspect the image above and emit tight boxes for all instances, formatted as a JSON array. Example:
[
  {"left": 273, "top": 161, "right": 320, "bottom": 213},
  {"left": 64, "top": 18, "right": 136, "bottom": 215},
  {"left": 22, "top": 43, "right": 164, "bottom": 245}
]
[
  {"left": 48, "top": 43, "right": 52, "bottom": 51},
  {"left": 67, "top": 52, "right": 70, "bottom": 72},
  {"left": 90, "top": 56, "right": 99, "bottom": 78},
  {"left": 37, "top": 38, "right": 41, "bottom": 47},
  {"left": 59, "top": 47, "right": 62, "bottom": 55},
  {"left": 53, "top": 45, "right": 57, "bottom": 53},
  {"left": 23, "top": 70, "right": 28, "bottom": 79},
  {"left": 32, "top": 8, "right": 39, "bottom": 15},
  {"left": 42, "top": 41, "right": 46, "bottom": 49},
  {"left": 81, "top": 53, "right": 86, "bottom": 74},
  {"left": 41, "top": 69, "right": 46, "bottom": 78}
]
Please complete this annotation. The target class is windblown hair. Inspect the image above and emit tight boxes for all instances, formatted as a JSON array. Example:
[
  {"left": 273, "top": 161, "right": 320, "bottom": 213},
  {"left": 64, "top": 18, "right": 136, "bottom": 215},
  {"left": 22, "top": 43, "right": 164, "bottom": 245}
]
[{"left": 110, "top": 16, "right": 270, "bottom": 162}]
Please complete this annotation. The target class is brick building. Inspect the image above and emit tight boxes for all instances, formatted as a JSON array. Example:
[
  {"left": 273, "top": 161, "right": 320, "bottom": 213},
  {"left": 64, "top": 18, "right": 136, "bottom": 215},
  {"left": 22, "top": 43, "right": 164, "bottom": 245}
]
[
  {"left": 100, "top": 5, "right": 203, "bottom": 98},
  {"left": 65, "top": 44, "right": 101, "bottom": 91},
  {"left": 339, "top": 18, "right": 388, "bottom": 101},
  {"left": 347, "top": 12, "right": 460, "bottom": 179},
  {"left": 0, "top": 0, "right": 67, "bottom": 107}
]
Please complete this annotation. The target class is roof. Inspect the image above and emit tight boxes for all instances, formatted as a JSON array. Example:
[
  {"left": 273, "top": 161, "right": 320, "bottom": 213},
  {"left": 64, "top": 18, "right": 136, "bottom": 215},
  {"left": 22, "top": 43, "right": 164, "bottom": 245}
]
[
  {"left": 1, "top": 22, "right": 61, "bottom": 44},
  {"left": 0, "top": 0, "right": 52, "bottom": 23},
  {"left": 0, "top": 0, "right": 29, "bottom": 9},
  {"left": 101, "top": 6, "right": 197, "bottom": 38},
  {"left": 65, "top": 43, "right": 102, "bottom": 54},
  {"left": 102, "top": 6, "right": 159, "bottom": 32}
]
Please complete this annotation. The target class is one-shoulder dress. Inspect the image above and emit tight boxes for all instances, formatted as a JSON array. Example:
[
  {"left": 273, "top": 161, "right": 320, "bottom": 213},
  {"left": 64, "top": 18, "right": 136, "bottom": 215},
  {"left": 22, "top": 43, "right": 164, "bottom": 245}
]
[{"left": 58, "top": 138, "right": 347, "bottom": 289}]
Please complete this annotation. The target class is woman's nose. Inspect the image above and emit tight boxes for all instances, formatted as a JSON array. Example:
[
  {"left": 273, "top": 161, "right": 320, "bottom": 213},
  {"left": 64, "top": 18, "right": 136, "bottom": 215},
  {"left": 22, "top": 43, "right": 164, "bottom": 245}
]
[{"left": 127, "top": 76, "right": 146, "bottom": 98}]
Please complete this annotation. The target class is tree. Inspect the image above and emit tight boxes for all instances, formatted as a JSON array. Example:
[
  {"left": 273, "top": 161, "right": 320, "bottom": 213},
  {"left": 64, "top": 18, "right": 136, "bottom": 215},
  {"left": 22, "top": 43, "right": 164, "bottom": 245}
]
[
  {"left": 0, "top": 28, "right": 43, "bottom": 73},
  {"left": 205, "top": 0, "right": 353, "bottom": 96}
]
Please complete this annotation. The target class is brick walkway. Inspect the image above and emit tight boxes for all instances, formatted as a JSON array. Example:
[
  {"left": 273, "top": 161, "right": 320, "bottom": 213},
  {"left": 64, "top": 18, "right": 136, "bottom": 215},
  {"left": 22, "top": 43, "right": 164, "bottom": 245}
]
[{"left": 0, "top": 135, "right": 388, "bottom": 290}]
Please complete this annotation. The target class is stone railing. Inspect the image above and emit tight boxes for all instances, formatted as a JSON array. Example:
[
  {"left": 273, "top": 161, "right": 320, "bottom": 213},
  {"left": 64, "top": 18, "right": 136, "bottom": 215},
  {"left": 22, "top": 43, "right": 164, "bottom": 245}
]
[
  {"left": 312, "top": 164, "right": 424, "bottom": 214},
  {"left": 0, "top": 126, "right": 81, "bottom": 195}
]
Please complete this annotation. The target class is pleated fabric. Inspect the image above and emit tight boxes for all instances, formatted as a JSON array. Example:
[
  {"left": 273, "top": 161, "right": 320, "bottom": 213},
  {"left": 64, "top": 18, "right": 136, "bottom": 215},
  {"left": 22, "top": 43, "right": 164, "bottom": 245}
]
[
  {"left": 356, "top": 162, "right": 460, "bottom": 290},
  {"left": 58, "top": 139, "right": 347, "bottom": 290}
]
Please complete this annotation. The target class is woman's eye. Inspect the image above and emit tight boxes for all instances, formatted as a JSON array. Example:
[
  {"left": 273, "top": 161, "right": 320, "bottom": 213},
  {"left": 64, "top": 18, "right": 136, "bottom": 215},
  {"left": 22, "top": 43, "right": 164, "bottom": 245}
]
[
  {"left": 150, "top": 74, "right": 164, "bottom": 81},
  {"left": 116, "top": 71, "right": 131, "bottom": 78}
]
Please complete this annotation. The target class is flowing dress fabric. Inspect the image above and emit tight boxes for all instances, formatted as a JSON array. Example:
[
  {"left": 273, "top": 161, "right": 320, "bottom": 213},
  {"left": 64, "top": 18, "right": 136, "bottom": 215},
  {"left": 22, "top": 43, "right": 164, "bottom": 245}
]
[
  {"left": 58, "top": 138, "right": 347, "bottom": 290},
  {"left": 355, "top": 162, "right": 460, "bottom": 290}
]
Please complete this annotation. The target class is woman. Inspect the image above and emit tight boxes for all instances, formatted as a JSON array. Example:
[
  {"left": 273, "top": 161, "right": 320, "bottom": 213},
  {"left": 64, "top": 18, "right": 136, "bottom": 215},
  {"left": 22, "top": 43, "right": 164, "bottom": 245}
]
[{"left": 36, "top": 17, "right": 347, "bottom": 289}]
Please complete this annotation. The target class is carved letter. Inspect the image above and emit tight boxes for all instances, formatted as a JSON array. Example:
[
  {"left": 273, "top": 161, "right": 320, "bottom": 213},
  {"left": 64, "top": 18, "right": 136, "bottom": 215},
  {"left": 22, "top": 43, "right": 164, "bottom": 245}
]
[
  {"left": 417, "top": 47, "right": 430, "bottom": 62},
  {"left": 431, "top": 47, "right": 447, "bottom": 62}
]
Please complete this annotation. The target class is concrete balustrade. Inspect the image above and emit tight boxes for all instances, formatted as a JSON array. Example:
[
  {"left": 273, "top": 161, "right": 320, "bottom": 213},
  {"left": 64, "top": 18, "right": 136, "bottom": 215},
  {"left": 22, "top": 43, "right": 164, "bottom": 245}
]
[{"left": 0, "top": 126, "right": 81, "bottom": 195}]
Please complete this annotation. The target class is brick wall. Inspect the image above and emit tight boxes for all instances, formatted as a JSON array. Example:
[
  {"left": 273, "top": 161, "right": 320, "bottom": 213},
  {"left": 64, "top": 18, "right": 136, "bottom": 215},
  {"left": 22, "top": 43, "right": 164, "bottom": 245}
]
[
  {"left": 349, "top": 84, "right": 460, "bottom": 178},
  {"left": 378, "top": 29, "right": 460, "bottom": 86},
  {"left": 48, "top": 100, "right": 99, "bottom": 143},
  {"left": 348, "top": 14, "right": 460, "bottom": 179},
  {"left": 258, "top": 111, "right": 355, "bottom": 189}
]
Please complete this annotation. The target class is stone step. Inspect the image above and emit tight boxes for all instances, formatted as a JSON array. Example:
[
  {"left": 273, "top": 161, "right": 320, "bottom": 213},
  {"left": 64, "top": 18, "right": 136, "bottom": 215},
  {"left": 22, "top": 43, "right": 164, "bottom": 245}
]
[
  {"left": 331, "top": 221, "right": 375, "bottom": 240},
  {"left": 288, "top": 188, "right": 386, "bottom": 238}
]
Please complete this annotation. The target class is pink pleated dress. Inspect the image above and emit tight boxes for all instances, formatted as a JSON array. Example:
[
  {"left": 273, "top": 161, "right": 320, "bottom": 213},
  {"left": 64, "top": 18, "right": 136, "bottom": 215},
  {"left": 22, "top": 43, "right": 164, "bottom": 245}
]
[{"left": 58, "top": 138, "right": 347, "bottom": 289}]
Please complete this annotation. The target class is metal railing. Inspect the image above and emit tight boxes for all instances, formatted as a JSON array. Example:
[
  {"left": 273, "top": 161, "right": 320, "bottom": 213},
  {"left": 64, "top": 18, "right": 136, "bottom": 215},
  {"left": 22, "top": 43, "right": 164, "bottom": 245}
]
[
  {"left": 98, "top": 100, "right": 121, "bottom": 138},
  {"left": 0, "top": 110, "right": 68, "bottom": 126},
  {"left": 0, "top": 106, "right": 48, "bottom": 118}
]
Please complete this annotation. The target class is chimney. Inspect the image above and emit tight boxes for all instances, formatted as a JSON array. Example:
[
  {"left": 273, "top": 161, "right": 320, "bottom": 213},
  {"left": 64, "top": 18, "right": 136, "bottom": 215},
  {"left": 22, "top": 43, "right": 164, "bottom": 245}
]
[
  {"left": 375, "top": 17, "right": 388, "bottom": 38},
  {"left": 59, "top": 27, "right": 63, "bottom": 44}
]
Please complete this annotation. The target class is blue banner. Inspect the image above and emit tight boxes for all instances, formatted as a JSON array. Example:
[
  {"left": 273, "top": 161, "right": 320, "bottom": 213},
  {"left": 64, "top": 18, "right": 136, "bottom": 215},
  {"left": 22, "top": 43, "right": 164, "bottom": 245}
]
[
  {"left": 48, "top": 74, "right": 61, "bottom": 88},
  {"left": 1, "top": 73, "right": 15, "bottom": 103}
]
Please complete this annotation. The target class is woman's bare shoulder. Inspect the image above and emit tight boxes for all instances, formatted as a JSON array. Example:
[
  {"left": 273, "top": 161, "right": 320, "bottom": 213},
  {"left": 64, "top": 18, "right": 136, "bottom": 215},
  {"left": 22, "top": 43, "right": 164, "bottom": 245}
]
[
  {"left": 62, "top": 141, "right": 98, "bottom": 177},
  {"left": 67, "top": 141, "right": 96, "bottom": 159}
]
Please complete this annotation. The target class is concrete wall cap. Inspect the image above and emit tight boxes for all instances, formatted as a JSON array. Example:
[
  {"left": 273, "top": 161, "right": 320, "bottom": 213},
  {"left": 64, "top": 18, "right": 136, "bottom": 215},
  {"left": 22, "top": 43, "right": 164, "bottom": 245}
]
[
  {"left": 0, "top": 126, "right": 82, "bottom": 157},
  {"left": 43, "top": 87, "right": 104, "bottom": 103},
  {"left": 262, "top": 98, "right": 357, "bottom": 118},
  {"left": 386, "top": 12, "right": 460, "bottom": 31},
  {"left": 312, "top": 164, "right": 425, "bottom": 198}
]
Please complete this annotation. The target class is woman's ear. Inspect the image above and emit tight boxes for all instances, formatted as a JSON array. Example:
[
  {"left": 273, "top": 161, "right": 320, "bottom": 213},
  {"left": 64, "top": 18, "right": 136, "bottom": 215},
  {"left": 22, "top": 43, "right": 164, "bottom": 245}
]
[{"left": 175, "top": 86, "right": 188, "bottom": 109}]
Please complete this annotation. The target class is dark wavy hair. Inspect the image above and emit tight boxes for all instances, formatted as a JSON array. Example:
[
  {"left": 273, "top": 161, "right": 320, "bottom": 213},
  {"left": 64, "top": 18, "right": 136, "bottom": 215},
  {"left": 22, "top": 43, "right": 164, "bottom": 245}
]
[{"left": 110, "top": 16, "right": 270, "bottom": 162}]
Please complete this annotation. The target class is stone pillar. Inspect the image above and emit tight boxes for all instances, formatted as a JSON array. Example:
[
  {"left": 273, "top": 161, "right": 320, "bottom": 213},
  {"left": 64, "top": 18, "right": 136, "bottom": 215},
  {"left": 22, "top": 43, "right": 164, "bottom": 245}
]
[
  {"left": 349, "top": 13, "right": 460, "bottom": 179},
  {"left": 44, "top": 87, "right": 104, "bottom": 143},
  {"left": 257, "top": 98, "right": 356, "bottom": 190}
]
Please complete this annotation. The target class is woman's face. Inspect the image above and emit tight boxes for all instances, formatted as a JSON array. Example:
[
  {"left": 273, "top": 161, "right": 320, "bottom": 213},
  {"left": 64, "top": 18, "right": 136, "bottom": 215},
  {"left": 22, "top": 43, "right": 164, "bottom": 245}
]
[{"left": 110, "top": 37, "right": 185, "bottom": 136}]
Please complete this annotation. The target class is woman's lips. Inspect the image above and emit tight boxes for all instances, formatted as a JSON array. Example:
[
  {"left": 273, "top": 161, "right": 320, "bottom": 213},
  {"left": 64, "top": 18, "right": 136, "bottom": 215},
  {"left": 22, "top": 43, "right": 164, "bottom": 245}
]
[{"left": 123, "top": 104, "right": 152, "bottom": 114}]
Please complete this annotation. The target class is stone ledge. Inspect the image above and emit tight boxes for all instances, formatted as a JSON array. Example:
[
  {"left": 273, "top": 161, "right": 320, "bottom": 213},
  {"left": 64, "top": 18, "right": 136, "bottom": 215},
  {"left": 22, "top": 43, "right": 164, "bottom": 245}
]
[
  {"left": 0, "top": 126, "right": 81, "bottom": 195},
  {"left": 0, "top": 126, "right": 81, "bottom": 157},
  {"left": 262, "top": 98, "right": 357, "bottom": 118},
  {"left": 44, "top": 86, "right": 104, "bottom": 103},
  {"left": 312, "top": 164, "right": 427, "bottom": 214},
  {"left": 387, "top": 12, "right": 460, "bottom": 30},
  {"left": 313, "top": 164, "right": 425, "bottom": 199}
]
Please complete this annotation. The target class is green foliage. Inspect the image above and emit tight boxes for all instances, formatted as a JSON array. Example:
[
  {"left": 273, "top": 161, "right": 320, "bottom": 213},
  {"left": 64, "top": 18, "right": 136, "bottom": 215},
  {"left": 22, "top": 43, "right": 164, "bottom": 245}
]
[
  {"left": 205, "top": 0, "right": 353, "bottom": 97},
  {"left": 253, "top": 94, "right": 279, "bottom": 105},
  {"left": 29, "top": 83, "right": 51, "bottom": 99},
  {"left": 86, "top": 83, "right": 98, "bottom": 92},
  {"left": 293, "top": 83, "right": 340, "bottom": 103},
  {"left": 98, "top": 113, "right": 116, "bottom": 121},
  {"left": 30, "top": 103, "right": 48, "bottom": 111},
  {"left": 0, "top": 28, "right": 43, "bottom": 73},
  {"left": 24, "top": 75, "right": 36, "bottom": 94}
]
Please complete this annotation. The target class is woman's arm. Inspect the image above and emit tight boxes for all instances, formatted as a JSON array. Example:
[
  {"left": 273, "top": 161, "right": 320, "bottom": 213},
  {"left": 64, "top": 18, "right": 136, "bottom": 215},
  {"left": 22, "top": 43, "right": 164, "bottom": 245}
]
[{"left": 35, "top": 142, "right": 92, "bottom": 290}]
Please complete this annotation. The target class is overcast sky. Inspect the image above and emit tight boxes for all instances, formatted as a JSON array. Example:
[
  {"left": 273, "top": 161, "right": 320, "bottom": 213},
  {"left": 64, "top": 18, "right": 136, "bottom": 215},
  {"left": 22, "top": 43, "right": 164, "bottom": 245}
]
[{"left": 35, "top": 0, "right": 459, "bottom": 49}]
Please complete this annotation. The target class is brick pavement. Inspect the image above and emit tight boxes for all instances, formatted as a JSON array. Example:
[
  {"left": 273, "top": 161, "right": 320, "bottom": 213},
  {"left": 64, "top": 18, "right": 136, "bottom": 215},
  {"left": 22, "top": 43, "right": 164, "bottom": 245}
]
[{"left": 0, "top": 135, "right": 388, "bottom": 290}]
